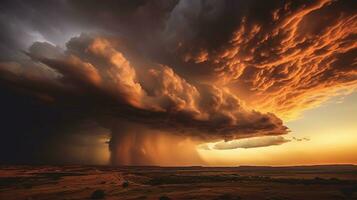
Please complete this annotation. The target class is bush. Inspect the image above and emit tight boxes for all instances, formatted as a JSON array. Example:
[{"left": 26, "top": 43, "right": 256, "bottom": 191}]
[
  {"left": 91, "top": 189, "right": 105, "bottom": 199},
  {"left": 215, "top": 194, "right": 242, "bottom": 200},
  {"left": 217, "top": 194, "right": 232, "bottom": 200},
  {"left": 22, "top": 183, "right": 33, "bottom": 189},
  {"left": 122, "top": 180, "right": 129, "bottom": 188},
  {"left": 340, "top": 186, "right": 357, "bottom": 197},
  {"left": 159, "top": 195, "right": 171, "bottom": 200}
]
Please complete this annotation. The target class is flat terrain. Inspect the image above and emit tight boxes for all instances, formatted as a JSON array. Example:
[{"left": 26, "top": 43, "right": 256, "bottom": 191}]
[{"left": 1, "top": 165, "right": 357, "bottom": 200}]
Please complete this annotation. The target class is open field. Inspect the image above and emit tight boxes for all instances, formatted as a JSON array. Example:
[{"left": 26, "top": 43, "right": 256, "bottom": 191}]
[{"left": 1, "top": 165, "right": 357, "bottom": 200}]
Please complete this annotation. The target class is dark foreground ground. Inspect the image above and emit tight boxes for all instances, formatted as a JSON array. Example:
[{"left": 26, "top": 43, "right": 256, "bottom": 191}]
[{"left": 1, "top": 165, "right": 357, "bottom": 200}]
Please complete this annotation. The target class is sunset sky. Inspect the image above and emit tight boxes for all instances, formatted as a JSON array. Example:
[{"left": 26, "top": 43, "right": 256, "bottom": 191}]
[
  {"left": 199, "top": 92, "right": 357, "bottom": 166},
  {"left": 0, "top": 0, "right": 356, "bottom": 166}
]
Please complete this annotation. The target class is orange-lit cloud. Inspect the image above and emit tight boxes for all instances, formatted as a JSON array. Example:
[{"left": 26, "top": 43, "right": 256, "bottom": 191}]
[
  {"left": 0, "top": 35, "right": 288, "bottom": 164},
  {"left": 175, "top": 0, "right": 357, "bottom": 119}
]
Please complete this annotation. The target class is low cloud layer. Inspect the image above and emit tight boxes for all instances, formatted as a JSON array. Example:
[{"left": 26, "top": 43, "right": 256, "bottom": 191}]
[{"left": 213, "top": 136, "right": 290, "bottom": 150}]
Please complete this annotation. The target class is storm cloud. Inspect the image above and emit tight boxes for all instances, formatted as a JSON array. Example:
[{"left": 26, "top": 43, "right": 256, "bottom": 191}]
[
  {"left": 1, "top": 35, "right": 288, "bottom": 140},
  {"left": 0, "top": 0, "right": 356, "bottom": 165}
]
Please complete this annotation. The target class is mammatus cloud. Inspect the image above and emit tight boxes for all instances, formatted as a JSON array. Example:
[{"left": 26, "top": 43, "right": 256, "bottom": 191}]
[{"left": 170, "top": 0, "right": 357, "bottom": 119}]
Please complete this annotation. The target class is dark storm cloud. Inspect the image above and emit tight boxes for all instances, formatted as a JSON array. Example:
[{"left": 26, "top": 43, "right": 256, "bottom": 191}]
[
  {"left": 0, "top": 0, "right": 97, "bottom": 60},
  {"left": 1, "top": 35, "right": 288, "bottom": 141}
]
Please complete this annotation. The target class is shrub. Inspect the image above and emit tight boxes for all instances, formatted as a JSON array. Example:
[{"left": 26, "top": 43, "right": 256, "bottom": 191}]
[
  {"left": 91, "top": 189, "right": 105, "bottom": 199},
  {"left": 22, "top": 183, "right": 33, "bottom": 189},
  {"left": 340, "top": 186, "right": 357, "bottom": 197},
  {"left": 215, "top": 194, "right": 242, "bottom": 200},
  {"left": 122, "top": 180, "right": 129, "bottom": 188},
  {"left": 159, "top": 195, "right": 171, "bottom": 200}
]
